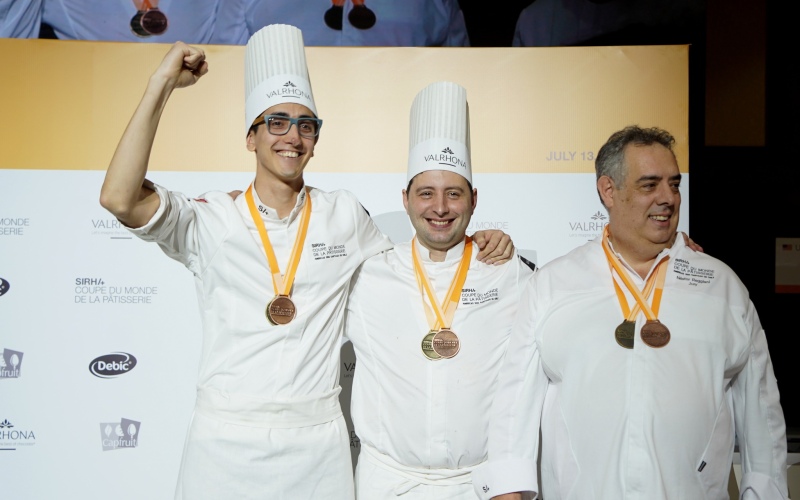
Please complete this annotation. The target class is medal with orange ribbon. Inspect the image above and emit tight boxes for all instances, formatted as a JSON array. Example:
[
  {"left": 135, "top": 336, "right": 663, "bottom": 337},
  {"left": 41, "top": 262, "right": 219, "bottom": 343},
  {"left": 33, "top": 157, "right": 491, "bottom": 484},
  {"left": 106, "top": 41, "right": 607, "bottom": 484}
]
[
  {"left": 602, "top": 227, "right": 671, "bottom": 348},
  {"left": 324, "top": 0, "right": 377, "bottom": 31},
  {"left": 413, "top": 236, "right": 472, "bottom": 360},
  {"left": 245, "top": 185, "right": 311, "bottom": 326},
  {"left": 130, "top": 0, "right": 168, "bottom": 37}
]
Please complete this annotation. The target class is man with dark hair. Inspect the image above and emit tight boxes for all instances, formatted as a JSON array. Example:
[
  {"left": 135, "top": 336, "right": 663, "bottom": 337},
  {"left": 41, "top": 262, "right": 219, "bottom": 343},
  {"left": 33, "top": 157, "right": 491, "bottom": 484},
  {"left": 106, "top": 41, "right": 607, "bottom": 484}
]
[
  {"left": 346, "top": 81, "right": 534, "bottom": 499},
  {"left": 100, "top": 24, "right": 511, "bottom": 500},
  {"left": 473, "top": 125, "right": 788, "bottom": 500}
]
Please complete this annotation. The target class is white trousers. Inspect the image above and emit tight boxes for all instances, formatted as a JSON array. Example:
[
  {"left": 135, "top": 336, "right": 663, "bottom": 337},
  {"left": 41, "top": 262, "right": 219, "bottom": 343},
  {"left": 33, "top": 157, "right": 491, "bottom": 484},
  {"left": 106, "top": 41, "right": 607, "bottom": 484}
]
[{"left": 175, "top": 388, "right": 355, "bottom": 500}]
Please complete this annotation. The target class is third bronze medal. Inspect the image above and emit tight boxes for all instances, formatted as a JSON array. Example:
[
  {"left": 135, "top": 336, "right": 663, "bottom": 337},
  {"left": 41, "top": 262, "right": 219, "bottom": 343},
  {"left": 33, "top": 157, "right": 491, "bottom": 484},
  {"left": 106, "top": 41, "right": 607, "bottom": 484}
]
[
  {"left": 611, "top": 274, "right": 658, "bottom": 349},
  {"left": 245, "top": 184, "right": 311, "bottom": 326},
  {"left": 640, "top": 319, "right": 670, "bottom": 348},
  {"left": 431, "top": 329, "right": 460, "bottom": 358},
  {"left": 413, "top": 236, "right": 471, "bottom": 361},
  {"left": 614, "top": 320, "right": 636, "bottom": 349}
]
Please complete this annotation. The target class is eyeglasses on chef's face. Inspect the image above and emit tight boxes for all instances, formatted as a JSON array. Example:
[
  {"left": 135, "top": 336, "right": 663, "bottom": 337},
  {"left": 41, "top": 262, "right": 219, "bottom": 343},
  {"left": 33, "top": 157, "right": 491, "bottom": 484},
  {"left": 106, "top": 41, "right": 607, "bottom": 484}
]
[{"left": 256, "top": 114, "right": 323, "bottom": 138}]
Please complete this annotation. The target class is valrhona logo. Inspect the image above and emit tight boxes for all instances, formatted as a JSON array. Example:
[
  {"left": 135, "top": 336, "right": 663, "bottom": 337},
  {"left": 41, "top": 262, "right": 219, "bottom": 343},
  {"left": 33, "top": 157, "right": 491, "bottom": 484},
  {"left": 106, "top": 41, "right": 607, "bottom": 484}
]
[
  {"left": 100, "top": 418, "right": 141, "bottom": 451},
  {"left": 568, "top": 211, "right": 608, "bottom": 238},
  {"left": 0, "top": 349, "right": 23, "bottom": 379},
  {"left": 89, "top": 352, "right": 137, "bottom": 378},
  {"left": 425, "top": 147, "right": 468, "bottom": 170},
  {"left": 263, "top": 81, "right": 312, "bottom": 102},
  {"left": 0, "top": 419, "right": 37, "bottom": 450}
]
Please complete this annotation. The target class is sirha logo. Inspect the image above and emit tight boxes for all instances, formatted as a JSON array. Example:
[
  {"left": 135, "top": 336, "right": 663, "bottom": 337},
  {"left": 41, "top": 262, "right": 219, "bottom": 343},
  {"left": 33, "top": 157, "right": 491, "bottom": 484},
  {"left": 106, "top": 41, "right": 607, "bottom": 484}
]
[
  {"left": 0, "top": 349, "right": 23, "bottom": 379},
  {"left": 89, "top": 352, "right": 137, "bottom": 379},
  {"left": 100, "top": 418, "right": 141, "bottom": 451},
  {"left": 264, "top": 81, "right": 311, "bottom": 101},
  {"left": 424, "top": 147, "right": 468, "bottom": 170},
  {"left": 0, "top": 277, "right": 9, "bottom": 297},
  {"left": 0, "top": 419, "right": 37, "bottom": 449}
]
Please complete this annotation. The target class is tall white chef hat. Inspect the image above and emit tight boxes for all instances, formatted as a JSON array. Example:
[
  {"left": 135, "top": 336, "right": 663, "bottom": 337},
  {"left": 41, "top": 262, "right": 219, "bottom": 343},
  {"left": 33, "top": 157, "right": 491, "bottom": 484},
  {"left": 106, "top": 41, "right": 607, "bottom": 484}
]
[
  {"left": 407, "top": 81, "right": 472, "bottom": 184},
  {"left": 244, "top": 24, "right": 317, "bottom": 135}
]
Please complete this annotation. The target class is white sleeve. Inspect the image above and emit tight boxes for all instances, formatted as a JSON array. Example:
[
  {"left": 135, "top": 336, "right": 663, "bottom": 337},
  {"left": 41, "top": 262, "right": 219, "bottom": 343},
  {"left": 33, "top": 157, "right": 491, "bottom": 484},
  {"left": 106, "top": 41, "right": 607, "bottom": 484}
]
[
  {"left": 348, "top": 192, "right": 393, "bottom": 262},
  {"left": 733, "top": 302, "right": 789, "bottom": 500},
  {"left": 472, "top": 278, "right": 545, "bottom": 499},
  {"left": 125, "top": 182, "right": 202, "bottom": 275}
]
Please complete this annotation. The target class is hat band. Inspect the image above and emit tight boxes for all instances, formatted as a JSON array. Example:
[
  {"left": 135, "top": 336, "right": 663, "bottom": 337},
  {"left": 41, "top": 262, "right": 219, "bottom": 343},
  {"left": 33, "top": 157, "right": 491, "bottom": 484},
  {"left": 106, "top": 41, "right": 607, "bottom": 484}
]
[
  {"left": 407, "top": 138, "right": 471, "bottom": 184},
  {"left": 245, "top": 73, "right": 316, "bottom": 134}
]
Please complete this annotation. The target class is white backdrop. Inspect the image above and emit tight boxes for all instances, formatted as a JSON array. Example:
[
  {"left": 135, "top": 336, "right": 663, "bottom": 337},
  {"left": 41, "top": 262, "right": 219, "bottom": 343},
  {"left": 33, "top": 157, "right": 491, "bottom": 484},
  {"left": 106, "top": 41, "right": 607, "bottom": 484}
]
[
  {"left": 0, "top": 39, "right": 690, "bottom": 499},
  {"left": 0, "top": 168, "right": 689, "bottom": 498}
]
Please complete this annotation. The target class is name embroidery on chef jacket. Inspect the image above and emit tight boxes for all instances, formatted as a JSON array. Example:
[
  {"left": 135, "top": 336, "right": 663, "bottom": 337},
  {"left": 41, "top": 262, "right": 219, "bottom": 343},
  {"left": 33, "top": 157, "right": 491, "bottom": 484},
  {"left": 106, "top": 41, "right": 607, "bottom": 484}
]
[{"left": 673, "top": 258, "right": 716, "bottom": 287}]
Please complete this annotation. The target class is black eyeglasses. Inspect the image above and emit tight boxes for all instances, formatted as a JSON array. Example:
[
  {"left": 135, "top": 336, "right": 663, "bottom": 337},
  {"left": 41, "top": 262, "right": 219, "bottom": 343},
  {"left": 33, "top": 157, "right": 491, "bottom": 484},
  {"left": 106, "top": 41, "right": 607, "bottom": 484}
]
[{"left": 258, "top": 115, "right": 323, "bottom": 138}]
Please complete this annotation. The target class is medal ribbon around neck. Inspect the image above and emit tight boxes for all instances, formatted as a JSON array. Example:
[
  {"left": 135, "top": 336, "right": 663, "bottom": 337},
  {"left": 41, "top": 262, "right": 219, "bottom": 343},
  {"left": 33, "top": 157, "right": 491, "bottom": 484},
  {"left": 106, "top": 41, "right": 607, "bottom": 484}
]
[
  {"left": 245, "top": 184, "right": 311, "bottom": 325},
  {"left": 412, "top": 236, "right": 472, "bottom": 360},
  {"left": 602, "top": 227, "right": 671, "bottom": 348}
]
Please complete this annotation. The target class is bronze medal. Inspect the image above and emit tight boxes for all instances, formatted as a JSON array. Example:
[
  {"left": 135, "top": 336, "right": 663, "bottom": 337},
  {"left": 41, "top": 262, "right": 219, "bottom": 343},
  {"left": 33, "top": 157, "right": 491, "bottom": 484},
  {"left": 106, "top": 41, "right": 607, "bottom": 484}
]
[
  {"left": 324, "top": 5, "right": 344, "bottom": 30},
  {"left": 614, "top": 320, "right": 635, "bottom": 349},
  {"left": 431, "top": 329, "right": 460, "bottom": 359},
  {"left": 130, "top": 11, "right": 151, "bottom": 38},
  {"left": 348, "top": 5, "right": 377, "bottom": 30},
  {"left": 266, "top": 295, "right": 296, "bottom": 325},
  {"left": 640, "top": 320, "right": 670, "bottom": 348},
  {"left": 421, "top": 331, "right": 441, "bottom": 360},
  {"left": 140, "top": 8, "right": 168, "bottom": 35}
]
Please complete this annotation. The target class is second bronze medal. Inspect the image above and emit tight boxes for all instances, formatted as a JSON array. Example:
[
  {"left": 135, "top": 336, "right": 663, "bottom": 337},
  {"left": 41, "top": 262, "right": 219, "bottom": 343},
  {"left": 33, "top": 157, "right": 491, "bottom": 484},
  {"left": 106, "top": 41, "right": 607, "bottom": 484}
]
[
  {"left": 140, "top": 7, "right": 168, "bottom": 35},
  {"left": 431, "top": 329, "right": 460, "bottom": 359},
  {"left": 640, "top": 320, "right": 670, "bottom": 348}
]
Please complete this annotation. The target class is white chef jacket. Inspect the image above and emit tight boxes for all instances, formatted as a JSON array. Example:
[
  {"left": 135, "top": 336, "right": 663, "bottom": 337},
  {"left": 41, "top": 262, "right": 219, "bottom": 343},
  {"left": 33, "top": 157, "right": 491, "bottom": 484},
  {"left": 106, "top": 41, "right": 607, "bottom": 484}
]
[
  {"left": 346, "top": 238, "right": 534, "bottom": 497},
  {"left": 215, "top": 0, "right": 469, "bottom": 46},
  {"left": 472, "top": 236, "right": 788, "bottom": 500},
  {"left": 42, "top": 0, "right": 227, "bottom": 43},
  {"left": 0, "top": 0, "right": 41, "bottom": 38},
  {"left": 128, "top": 182, "right": 393, "bottom": 499}
]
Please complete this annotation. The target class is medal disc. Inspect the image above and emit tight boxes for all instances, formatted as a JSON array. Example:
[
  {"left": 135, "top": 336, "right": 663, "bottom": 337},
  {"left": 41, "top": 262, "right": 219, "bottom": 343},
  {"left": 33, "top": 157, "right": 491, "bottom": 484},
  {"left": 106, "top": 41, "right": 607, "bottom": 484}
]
[
  {"left": 130, "top": 11, "right": 151, "bottom": 38},
  {"left": 324, "top": 5, "right": 344, "bottom": 30},
  {"left": 266, "top": 295, "right": 296, "bottom": 325},
  {"left": 421, "top": 331, "right": 441, "bottom": 361},
  {"left": 348, "top": 5, "right": 376, "bottom": 29},
  {"left": 614, "top": 320, "right": 635, "bottom": 349},
  {"left": 141, "top": 8, "right": 168, "bottom": 35},
  {"left": 432, "top": 329, "right": 460, "bottom": 359},
  {"left": 640, "top": 320, "right": 670, "bottom": 348}
]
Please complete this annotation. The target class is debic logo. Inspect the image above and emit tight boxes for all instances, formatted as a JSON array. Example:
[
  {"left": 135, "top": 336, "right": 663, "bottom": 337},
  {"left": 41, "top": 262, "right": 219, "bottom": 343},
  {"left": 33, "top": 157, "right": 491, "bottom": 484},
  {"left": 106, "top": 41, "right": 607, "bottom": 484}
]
[
  {"left": 0, "top": 277, "right": 9, "bottom": 297},
  {"left": 89, "top": 352, "right": 137, "bottom": 378}
]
